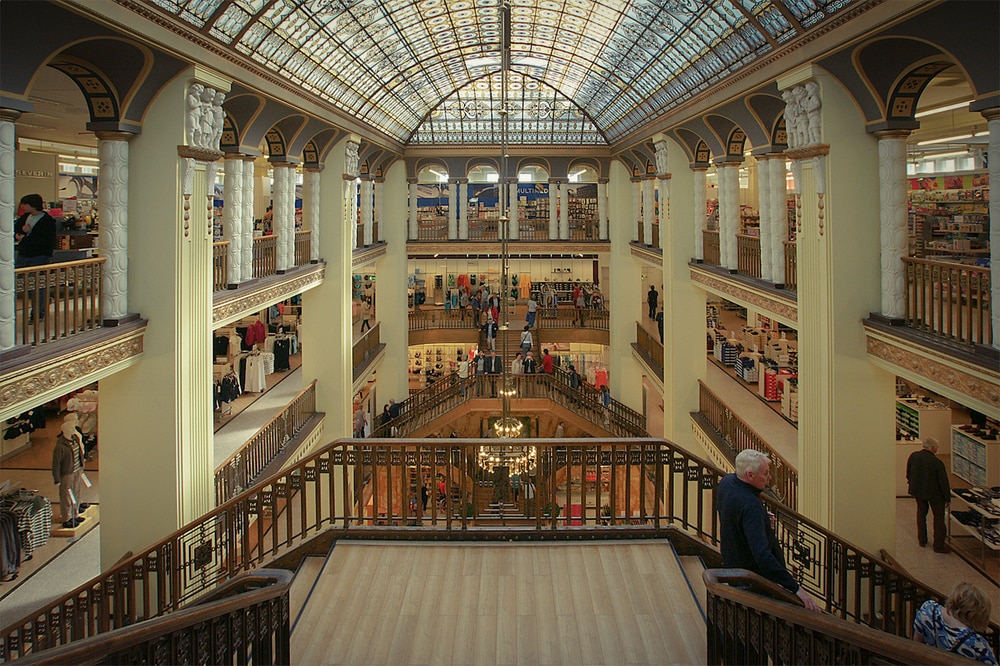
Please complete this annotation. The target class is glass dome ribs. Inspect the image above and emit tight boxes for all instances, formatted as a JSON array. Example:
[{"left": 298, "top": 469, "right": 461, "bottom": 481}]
[{"left": 140, "top": 0, "right": 859, "bottom": 145}]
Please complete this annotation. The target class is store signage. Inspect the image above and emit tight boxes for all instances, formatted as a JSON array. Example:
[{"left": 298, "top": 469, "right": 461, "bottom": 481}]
[{"left": 15, "top": 168, "right": 53, "bottom": 178}]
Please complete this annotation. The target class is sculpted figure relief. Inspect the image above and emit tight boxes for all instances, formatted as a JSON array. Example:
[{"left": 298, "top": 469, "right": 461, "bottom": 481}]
[
  {"left": 186, "top": 83, "right": 204, "bottom": 148},
  {"left": 184, "top": 82, "right": 227, "bottom": 151},
  {"left": 211, "top": 90, "right": 227, "bottom": 149},
  {"left": 803, "top": 81, "right": 822, "bottom": 146},
  {"left": 346, "top": 141, "right": 360, "bottom": 177},
  {"left": 654, "top": 141, "right": 668, "bottom": 175}
]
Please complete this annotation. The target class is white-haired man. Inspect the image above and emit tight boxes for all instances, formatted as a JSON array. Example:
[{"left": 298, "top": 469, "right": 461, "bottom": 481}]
[{"left": 717, "top": 449, "right": 821, "bottom": 612}]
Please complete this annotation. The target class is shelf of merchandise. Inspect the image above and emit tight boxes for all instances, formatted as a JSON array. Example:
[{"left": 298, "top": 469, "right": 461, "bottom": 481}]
[
  {"left": 908, "top": 189, "right": 990, "bottom": 259},
  {"left": 949, "top": 487, "right": 1000, "bottom": 582},
  {"left": 894, "top": 398, "right": 952, "bottom": 450},
  {"left": 951, "top": 426, "right": 1000, "bottom": 487}
]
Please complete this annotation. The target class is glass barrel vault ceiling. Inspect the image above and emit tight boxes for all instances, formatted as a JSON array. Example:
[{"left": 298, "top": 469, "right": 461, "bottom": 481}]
[{"left": 142, "top": 0, "right": 859, "bottom": 145}]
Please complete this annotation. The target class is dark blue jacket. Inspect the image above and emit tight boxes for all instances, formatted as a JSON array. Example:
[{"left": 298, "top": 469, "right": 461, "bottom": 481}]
[
  {"left": 15, "top": 212, "right": 57, "bottom": 258},
  {"left": 716, "top": 473, "right": 799, "bottom": 593}
]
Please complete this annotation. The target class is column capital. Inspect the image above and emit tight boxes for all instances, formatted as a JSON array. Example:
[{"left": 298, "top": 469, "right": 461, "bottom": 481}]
[
  {"left": 241, "top": 154, "right": 258, "bottom": 163},
  {"left": 690, "top": 165, "right": 709, "bottom": 172},
  {"left": 95, "top": 130, "right": 136, "bottom": 142},
  {"left": 597, "top": 177, "right": 609, "bottom": 185},
  {"left": 0, "top": 108, "right": 22, "bottom": 123},
  {"left": 980, "top": 107, "right": 1000, "bottom": 122},
  {"left": 873, "top": 129, "right": 911, "bottom": 141},
  {"left": 657, "top": 173, "right": 672, "bottom": 180},
  {"left": 305, "top": 166, "right": 323, "bottom": 174}
]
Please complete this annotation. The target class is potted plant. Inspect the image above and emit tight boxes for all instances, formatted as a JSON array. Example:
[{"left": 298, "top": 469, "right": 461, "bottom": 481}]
[
  {"left": 600, "top": 504, "right": 612, "bottom": 525},
  {"left": 542, "top": 502, "right": 562, "bottom": 519}
]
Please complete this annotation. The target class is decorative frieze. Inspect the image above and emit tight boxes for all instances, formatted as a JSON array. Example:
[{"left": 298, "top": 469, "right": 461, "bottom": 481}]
[
  {"left": 690, "top": 265, "right": 798, "bottom": 324},
  {"left": 213, "top": 264, "right": 325, "bottom": 327}
]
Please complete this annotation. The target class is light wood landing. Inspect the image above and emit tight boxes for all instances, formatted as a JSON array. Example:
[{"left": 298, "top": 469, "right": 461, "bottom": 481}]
[
  {"left": 289, "top": 556, "right": 326, "bottom": 629},
  {"left": 292, "top": 540, "right": 706, "bottom": 665}
]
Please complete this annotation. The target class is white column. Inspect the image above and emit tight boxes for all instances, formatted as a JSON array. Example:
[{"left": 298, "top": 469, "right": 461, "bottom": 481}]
[
  {"left": 719, "top": 164, "right": 740, "bottom": 270},
  {"left": 0, "top": 111, "right": 17, "bottom": 350},
  {"left": 597, "top": 179, "right": 609, "bottom": 241},
  {"left": 693, "top": 168, "right": 707, "bottom": 261},
  {"left": 408, "top": 181, "right": 418, "bottom": 240},
  {"left": 508, "top": 181, "right": 519, "bottom": 240},
  {"left": 658, "top": 175, "right": 671, "bottom": 230},
  {"left": 361, "top": 177, "right": 374, "bottom": 246},
  {"left": 984, "top": 109, "right": 1000, "bottom": 347},
  {"left": 631, "top": 179, "right": 641, "bottom": 243},
  {"left": 95, "top": 132, "right": 132, "bottom": 320},
  {"left": 876, "top": 131, "right": 910, "bottom": 320},
  {"left": 548, "top": 180, "right": 559, "bottom": 239},
  {"left": 240, "top": 156, "right": 255, "bottom": 282},
  {"left": 558, "top": 180, "right": 569, "bottom": 239},
  {"left": 345, "top": 177, "right": 356, "bottom": 250},
  {"left": 273, "top": 164, "right": 291, "bottom": 272},
  {"left": 287, "top": 167, "right": 297, "bottom": 268},
  {"left": 305, "top": 168, "right": 320, "bottom": 262},
  {"left": 757, "top": 156, "right": 773, "bottom": 281},
  {"left": 716, "top": 165, "right": 729, "bottom": 266},
  {"left": 768, "top": 157, "right": 788, "bottom": 285},
  {"left": 459, "top": 180, "right": 469, "bottom": 240},
  {"left": 372, "top": 178, "right": 385, "bottom": 243},
  {"left": 642, "top": 177, "right": 655, "bottom": 245},
  {"left": 222, "top": 156, "right": 243, "bottom": 286},
  {"left": 448, "top": 180, "right": 458, "bottom": 239}
]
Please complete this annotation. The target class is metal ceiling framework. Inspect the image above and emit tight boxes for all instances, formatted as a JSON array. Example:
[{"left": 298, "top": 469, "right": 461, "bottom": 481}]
[{"left": 139, "top": 0, "right": 859, "bottom": 145}]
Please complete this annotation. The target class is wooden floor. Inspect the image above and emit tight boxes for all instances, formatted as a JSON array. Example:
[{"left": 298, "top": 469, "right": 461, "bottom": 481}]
[{"left": 292, "top": 541, "right": 706, "bottom": 665}]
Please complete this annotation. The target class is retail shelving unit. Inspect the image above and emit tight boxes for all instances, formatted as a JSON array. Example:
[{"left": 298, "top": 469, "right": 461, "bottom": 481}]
[
  {"left": 895, "top": 397, "right": 952, "bottom": 450},
  {"left": 951, "top": 425, "right": 999, "bottom": 487}
]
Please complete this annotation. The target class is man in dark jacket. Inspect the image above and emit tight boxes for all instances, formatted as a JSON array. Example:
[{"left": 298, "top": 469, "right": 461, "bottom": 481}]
[
  {"left": 717, "top": 449, "right": 821, "bottom": 611},
  {"left": 14, "top": 194, "right": 58, "bottom": 320},
  {"left": 906, "top": 437, "right": 951, "bottom": 552}
]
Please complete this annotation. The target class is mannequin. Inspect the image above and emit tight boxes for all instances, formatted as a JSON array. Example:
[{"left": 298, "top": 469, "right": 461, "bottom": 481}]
[{"left": 52, "top": 421, "right": 86, "bottom": 527}]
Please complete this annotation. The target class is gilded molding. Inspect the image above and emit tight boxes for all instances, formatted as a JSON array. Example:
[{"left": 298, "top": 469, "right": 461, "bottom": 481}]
[
  {"left": 213, "top": 265, "right": 325, "bottom": 326},
  {"left": 352, "top": 243, "right": 387, "bottom": 267},
  {"left": 785, "top": 144, "right": 830, "bottom": 160},
  {"left": 630, "top": 245, "right": 663, "bottom": 266},
  {"left": 689, "top": 266, "right": 798, "bottom": 324},
  {"left": 177, "top": 145, "right": 223, "bottom": 162},
  {"left": 865, "top": 332, "right": 1000, "bottom": 413},
  {"left": 0, "top": 327, "right": 146, "bottom": 420}
]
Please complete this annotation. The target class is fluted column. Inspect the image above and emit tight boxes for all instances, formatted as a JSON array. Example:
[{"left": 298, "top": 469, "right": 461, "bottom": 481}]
[
  {"left": 631, "top": 178, "right": 641, "bottom": 243},
  {"left": 983, "top": 108, "right": 1000, "bottom": 347},
  {"left": 305, "top": 168, "right": 321, "bottom": 262},
  {"left": 408, "top": 179, "right": 418, "bottom": 240},
  {"left": 0, "top": 110, "right": 19, "bottom": 350},
  {"left": 346, "top": 176, "right": 357, "bottom": 250},
  {"left": 240, "top": 156, "right": 255, "bottom": 282},
  {"left": 95, "top": 131, "right": 134, "bottom": 320},
  {"left": 448, "top": 179, "right": 458, "bottom": 239},
  {"left": 719, "top": 163, "right": 740, "bottom": 270},
  {"left": 361, "top": 177, "right": 374, "bottom": 246},
  {"left": 692, "top": 167, "right": 707, "bottom": 261},
  {"left": 508, "top": 181, "right": 519, "bottom": 240},
  {"left": 597, "top": 179, "right": 609, "bottom": 240},
  {"left": 372, "top": 178, "right": 385, "bottom": 243},
  {"left": 875, "top": 130, "right": 910, "bottom": 320},
  {"left": 642, "top": 177, "right": 655, "bottom": 245},
  {"left": 757, "top": 156, "right": 773, "bottom": 281},
  {"left": 768, "top": 156, "right": 787, "bottom": 285},
  {"left": 657, "top": 176, "right": 671, "bottom": 236},
  {"left": 548, "top": 179, "right": 558, "bottom": 239},
  {"left": 222, "top": 155, "right": 243, "bottom": 287},
  {"left": 458, "top": 180, "right": 469, "bottom": 240},
  {"left": 273, "top": 163, "right": 292, "bottom": 272},
  {"left": 558, "top": 179, "right": 569, "bottom": 239}
]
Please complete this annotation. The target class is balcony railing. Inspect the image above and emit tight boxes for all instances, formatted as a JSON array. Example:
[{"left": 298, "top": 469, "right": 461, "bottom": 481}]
[
  {"left": 736, "top": 234, "right": 761, "bottom": 279},
  {"left": 703, "top": 229, "right": 720, "bottom": 266},
  {"left": 416, "top": 218, "right": 448, "bottom": 240},
  {"left": 647, "top": 221, "right": 660, "bottom": 248},
  {"left": 353, "top": 322, "right": 382, "bottom": 376},
  {"left": 408, "top": 308, "right": 609, "bottom": 332},
  {"left": 903, "top": 257, "right": 992, "bottom": 347},
  {"left": 635, "top": 322, "right": 663, "bottom": 373},
  {"left": 569, "top": 218, "right": 599, "bottom": 241},
  {"left": 215, "top": 380, "right": 318, "bottom": 504},
  {"left": 356, "top": 223, "right": 364, "bottom": 248},
  {"left": 212, "top": 241, "right": 229, "bottom": 291},
  {"left": 697, "top": 381, "right": 798, "bottom": 510},
  {"left": 294, "top": 230, "right": 311, "bottom": 265},
  {"left": 518, "top": 218, "right": 549, "bottom": 240},
  {"left": 784, "top": 240, "right": 797, "bottom": 290},
  {"left": 14, "top": 257, "right": 105, "bottom": 347},
  {"left": 468, "top": 218, "right": 498, "bottom": 240},
  {"left": 4, "top": 434, "right": 996, "bottom": 660},
  {"left": 252, "top": 235, "right": 277, "bottom": 279}
]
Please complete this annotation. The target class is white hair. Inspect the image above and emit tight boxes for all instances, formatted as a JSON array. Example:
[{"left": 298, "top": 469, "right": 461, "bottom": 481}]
[{"left": 735, "top": 449, "right": 770, "bottom": 478}]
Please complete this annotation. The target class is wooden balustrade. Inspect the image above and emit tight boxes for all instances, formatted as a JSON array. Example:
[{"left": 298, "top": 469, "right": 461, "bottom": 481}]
[
  {"left": 736, "top": 234, "right": 761, "bottom": 278},
  {"left": 294, "top": 230, "right": 311, "bottom": 265},
  {"left": 635, "top": 321, "right": 663, "bottom": 372},
  {"left": 352, "top": 322, "right": 382, "bottom": 374},
  {"left": 212, "top": 241, "right": 229, "bottom": 291},
  {"left": 648, "top": 222, "right": 660, "bottom": 248},
  {"left": 703, "top": 230, "right": 720, "bottom": 266},
  {"left": 18, "top": 571, "right": 292, "bottom": 666},
  {"left": 407, "top": 307, "right": 609, "bottom": 331},
  {"left": 518, "top": 219, "right": 549, "bottom": 240},
  {"left": 636, "top": 220, "right": 644, "bottom": 245},
  {"left": 215, "top": 380, "right": 318, "bottom": 504},
  {"left": 468, "top": 219, "right": 498, "bottom": 240},
  {"left": 784, "top": 240, "right": 797, "bottom": 290},
  {"left": 416, "top": 219, "right": 448, "bottom": 240},
  {"left": 14, "top": 257, "right": 105, "bottom": 347},
  {"left": 252, "top": 235, "right": 277, "bottom": 279},
  {"left": 698, "top": 381, "right": 798, "bottom": 510},
  {"left": 903, "top": 257, "right": 992, "bottom": 347},
  {"left": 4, "top": 432, "right": 995, "bottom": 660},
  {"left": 356, "top": 223, "right": 364, "bottom": 248},
  {"left": 569, "top": 219, "right": 599, "bottom": 241},
  {"left": 704, "top": 570, "right": 974, "bottom": 665}
]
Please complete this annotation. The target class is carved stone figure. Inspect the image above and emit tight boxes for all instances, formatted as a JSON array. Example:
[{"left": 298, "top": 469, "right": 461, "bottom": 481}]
[
  {"left": 346, "top": 140, "right": 360, "bottom": 177},
  {"left": 792, "top": 86, "right": 809, "bottom": 148},
  {"left": 782, "top": 88, "right": 804, "bottom": 149},
  {"left": 654, "top": 140, "right": 668, "bottom": 175},
  {"left": 210, "top": 90, "right": 227, "bottom": 150},
  {"left": 803, "top": 81, "right": 822, "bottom": 145},
  {"left": 200, "top": 87, "right": 216, "bottom": 150},
  {"left": 186, "top": 83, "right": 204, "bottom": 148}
]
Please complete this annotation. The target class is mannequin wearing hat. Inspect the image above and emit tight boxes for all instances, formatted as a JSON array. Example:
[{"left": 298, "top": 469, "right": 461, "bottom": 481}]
[{"left": 52, "top": 419, "right": 87, "bottom": 528}]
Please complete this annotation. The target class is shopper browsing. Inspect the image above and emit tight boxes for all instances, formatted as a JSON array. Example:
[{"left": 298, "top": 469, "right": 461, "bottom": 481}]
[
  {"left": 912, "top": 583, "right": 997, "bottom": 664},
  {"left": 906, "top": 437, "right": 951, "bottom": 553}
]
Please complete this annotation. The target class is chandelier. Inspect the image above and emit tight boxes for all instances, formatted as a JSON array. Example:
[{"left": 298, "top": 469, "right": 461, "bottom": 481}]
[{"left": 478, "top": 440, "right": 536, "bottom": 474}]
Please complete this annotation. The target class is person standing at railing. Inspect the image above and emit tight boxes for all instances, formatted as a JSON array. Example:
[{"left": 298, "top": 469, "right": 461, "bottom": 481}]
[
  {"left": 717, "top": 449, "right": 821, "bottom": 612},
  {"left": 647, "top": 284, "right": 658, "bottom": 319},
  {"left": 459, "top": 288, "right": 469, "bottom": 321},
  {"left": 575, "top": 292, "right": 586, "bottom": 327},
  {"left": 906, "top": 437, "right": 952, "bottom": 553},
  {"left": 912, "top": 583, "right": 997, "bottom": 664},
  {"left": 458, "top": 354, "right": 470, "bottom": 397},
  {"left": 600, "top": 385, "right": 611, "bottom": 427},
  {"left": 656, "top": 308, "right": 664, "bottom": 343},
  {"left": 520, "top": 325, "right": 532, "bottom": 355},
  {"left": 484, "top": 313, "right": 497, "bottom": 351},
  {"left": 359, "top": 297, "right": 373, "bottom": 332},
  {"left": 541, "top": 348, "right": 554, "bottom": 374},
  {"left": 486, "top": 350, "right": 502, "bottom": 397},
  {"left": 523, "top": 352, "right": 537, "bottom": 374},
  {"left": 526, "top": 294, "right": 538, "bottom": 328},
  {"left": 14, "top": 194, "right": 57, "bottom": 321},
  {"left": 471, "top": 291, "right": 481, "bottom": 327}
]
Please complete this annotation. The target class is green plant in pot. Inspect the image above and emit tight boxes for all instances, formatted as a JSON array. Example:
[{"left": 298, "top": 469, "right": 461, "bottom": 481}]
[
  {"left": 542, "top": 502, "right": 562, "bottom": 518},
  {"left": 600, "top": 504, "right": 612, "bottom": 524}
]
